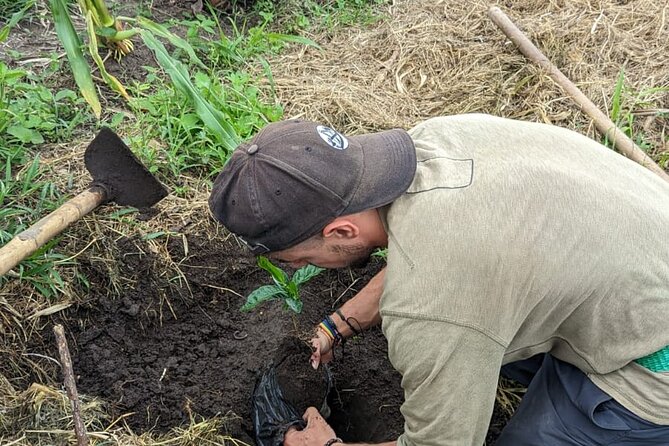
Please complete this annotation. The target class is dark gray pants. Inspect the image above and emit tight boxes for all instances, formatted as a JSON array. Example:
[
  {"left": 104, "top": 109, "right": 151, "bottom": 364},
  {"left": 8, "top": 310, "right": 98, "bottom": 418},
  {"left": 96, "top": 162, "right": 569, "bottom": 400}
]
[{"left": 497, "top": 354, "right": 669, "bottom": 445}]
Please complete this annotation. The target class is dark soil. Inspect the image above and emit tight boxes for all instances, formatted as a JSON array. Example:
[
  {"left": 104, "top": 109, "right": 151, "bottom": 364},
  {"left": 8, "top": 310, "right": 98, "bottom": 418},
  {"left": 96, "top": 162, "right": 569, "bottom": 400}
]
[
  {"left": 56, "top": 232, "right": 403, "bottom": 443},
  {"left": 43, "top": 229, "right": 513, "bottom": 444},
  {"left": 274, "top": 336, "right": 329, "bottom": 415}
]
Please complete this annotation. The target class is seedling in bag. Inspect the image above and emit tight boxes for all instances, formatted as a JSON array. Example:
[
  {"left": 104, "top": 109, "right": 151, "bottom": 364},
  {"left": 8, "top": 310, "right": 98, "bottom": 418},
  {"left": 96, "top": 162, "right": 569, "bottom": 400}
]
[{"left": 242, "top": 256, "right": 324, "bottom": 313}]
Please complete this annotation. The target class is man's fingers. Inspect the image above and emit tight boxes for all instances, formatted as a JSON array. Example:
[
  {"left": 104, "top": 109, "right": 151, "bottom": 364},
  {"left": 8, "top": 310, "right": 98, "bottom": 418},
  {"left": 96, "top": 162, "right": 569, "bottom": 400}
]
[
  {"left": 320, "top": 349, "right": 334, "bottom": 364},
  {"left": 310, "top": 339, "right": 321, "bottom": 369},
  {"left": 303, "top": 406, "right": 321, "bottom": 423}
]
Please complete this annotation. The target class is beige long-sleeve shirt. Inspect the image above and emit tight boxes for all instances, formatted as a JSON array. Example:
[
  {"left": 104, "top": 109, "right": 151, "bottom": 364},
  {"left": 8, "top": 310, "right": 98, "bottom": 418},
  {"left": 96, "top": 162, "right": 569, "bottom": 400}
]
[{"left": 379, "top": 114, "right": 669, "bottom": 446}]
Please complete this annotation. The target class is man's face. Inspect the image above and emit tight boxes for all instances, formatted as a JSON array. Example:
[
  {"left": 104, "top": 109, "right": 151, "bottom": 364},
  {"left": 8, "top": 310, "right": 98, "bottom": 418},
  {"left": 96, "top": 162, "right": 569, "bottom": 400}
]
[{"left": 268, "top": 236, "right": 376, "bottom": 270}]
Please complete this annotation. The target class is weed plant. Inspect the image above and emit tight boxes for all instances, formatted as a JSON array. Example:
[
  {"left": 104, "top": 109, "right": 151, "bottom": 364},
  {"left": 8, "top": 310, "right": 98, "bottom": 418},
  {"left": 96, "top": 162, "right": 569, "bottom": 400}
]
[
  {"left": 606, "top": 69, "right": 669, "bottom": 153},
  {"left": 0, "top": 62, "right": 90, "bottom": 296},
  {"left": 1, "top": 0, "right": 387, "bottom": 300}
]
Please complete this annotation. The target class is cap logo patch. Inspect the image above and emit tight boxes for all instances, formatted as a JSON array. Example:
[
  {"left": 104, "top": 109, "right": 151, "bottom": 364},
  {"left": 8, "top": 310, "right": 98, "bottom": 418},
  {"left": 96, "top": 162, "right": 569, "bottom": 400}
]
[{"left": 316, "top": 125, "right": 349, "bottom": 150}]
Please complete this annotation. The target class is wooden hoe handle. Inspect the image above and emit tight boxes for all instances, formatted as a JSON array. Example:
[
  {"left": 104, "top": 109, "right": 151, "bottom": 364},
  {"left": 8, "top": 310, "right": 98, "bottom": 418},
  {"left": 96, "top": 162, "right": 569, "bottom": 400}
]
[
  {"left": 0, "top": 187, "right": 107, "bottom": 276},
  {"left": 488, "top": 6, "right": 669, "bottom": 184}
]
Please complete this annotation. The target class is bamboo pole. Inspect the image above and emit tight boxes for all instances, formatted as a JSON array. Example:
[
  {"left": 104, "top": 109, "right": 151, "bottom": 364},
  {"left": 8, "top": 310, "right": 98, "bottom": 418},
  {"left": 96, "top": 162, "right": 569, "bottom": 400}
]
[
  {"left": 488, "top": 6, "right": 669, "bottom": 184},
  {"left": 54, "top": 324, "right": 89, "bottom": 446},
  {"left": 0, "top": 187, "right": 106, "bottom": 276}
]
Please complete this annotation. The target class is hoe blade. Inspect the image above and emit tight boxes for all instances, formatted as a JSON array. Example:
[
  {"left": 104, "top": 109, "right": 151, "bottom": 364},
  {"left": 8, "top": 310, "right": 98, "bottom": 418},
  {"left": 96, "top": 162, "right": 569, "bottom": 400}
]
[{"left": 84, "top": 127, "right": 168, "bottom": 208}]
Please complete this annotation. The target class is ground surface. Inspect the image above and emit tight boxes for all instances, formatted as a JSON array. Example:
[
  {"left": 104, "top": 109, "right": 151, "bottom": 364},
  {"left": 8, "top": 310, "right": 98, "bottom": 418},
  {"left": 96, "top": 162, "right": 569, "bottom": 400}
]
[
  {"left": 46, "top": 228, "right": 510, "bottom": 443},
  {"left": 6, "top": 0, "right": 665, "bottom": 444}
]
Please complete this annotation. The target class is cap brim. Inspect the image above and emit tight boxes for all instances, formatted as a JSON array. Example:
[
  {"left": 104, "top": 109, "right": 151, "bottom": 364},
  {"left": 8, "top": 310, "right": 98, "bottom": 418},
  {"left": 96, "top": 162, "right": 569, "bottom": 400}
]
[{"left": 344, "top": 129, "right": 417, "bottom": 214}]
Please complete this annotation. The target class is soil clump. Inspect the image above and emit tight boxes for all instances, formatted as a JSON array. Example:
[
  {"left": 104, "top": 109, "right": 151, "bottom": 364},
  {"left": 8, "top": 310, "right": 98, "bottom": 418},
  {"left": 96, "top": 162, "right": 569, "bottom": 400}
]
[{"left": 274, "top": 336, "right": 329, "bottom": 415}]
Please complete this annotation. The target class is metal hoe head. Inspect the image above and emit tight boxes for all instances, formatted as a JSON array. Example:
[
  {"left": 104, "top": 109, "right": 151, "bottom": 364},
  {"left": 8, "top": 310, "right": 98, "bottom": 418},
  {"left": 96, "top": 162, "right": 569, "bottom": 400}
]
[{"left": 84, "top": 128, "right": 168, "bottom": 208}]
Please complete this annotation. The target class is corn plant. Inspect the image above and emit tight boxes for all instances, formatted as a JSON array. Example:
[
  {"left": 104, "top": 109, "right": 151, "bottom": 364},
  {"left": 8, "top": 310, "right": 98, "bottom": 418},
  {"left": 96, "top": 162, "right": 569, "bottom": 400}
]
[
  {"left": 241, "top": 256, "right": 324, "bottom": 314},
  {"left": 48, "top": 0, "right": 202, "bottom": 119}
]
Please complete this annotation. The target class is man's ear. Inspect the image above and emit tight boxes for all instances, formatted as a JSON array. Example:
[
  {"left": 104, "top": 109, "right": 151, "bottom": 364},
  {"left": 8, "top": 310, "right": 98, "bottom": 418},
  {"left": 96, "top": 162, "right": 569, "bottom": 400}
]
[{"left": 322, "top": 217, "right": 359, "bottom": 240}]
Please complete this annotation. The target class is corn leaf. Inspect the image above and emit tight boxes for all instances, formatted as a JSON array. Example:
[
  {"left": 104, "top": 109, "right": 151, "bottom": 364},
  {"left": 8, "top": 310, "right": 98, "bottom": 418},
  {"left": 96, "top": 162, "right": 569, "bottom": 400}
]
[
  {"left": 141, "top": 31, "right": 240, "bottom": 152},
  {"left": 84, "top": 10, "right": 130, "bottom": 100},
  {"left": 49, "top": 0, "right": 101, "bottom": 118},
  {"left": 136, "top": 16, "right": 206, "bottom": 69}
]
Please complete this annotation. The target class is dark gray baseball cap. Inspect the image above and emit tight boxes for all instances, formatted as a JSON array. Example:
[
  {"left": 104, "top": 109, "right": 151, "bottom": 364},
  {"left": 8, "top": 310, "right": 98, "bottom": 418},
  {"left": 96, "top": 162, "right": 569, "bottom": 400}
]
[{"left": 208, "top": 119, "right": 416, "bottom": 254}]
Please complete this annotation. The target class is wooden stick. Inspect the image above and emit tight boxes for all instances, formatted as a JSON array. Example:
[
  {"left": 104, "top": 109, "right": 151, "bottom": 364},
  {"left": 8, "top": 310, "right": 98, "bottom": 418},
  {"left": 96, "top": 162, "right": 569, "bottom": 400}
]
[
  {"left": 53, "top": 324, "right": 89, "bottom": 446},
  {"left": 488, "top": 6, "right": 669, "bottom": 184},
  {"left": 0, "top": 187, "right": 106, "bottom": 276}
]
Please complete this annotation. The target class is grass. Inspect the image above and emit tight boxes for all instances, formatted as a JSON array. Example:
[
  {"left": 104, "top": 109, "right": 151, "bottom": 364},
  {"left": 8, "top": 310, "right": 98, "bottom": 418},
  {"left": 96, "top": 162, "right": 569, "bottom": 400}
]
[
  {"left": 0, "top": 61, "right": 92, "bottom": 297},
  {"left": 0, "top": 0, "right": 344, "bottom": 295},
  {"left": 0, "top": 1, "right": 390, "bottom": 417},
  {"left": 2, "top": 0, "right": 668, "bottom": 444},
  {"left": 606, "top": 68, "right": 669, "bottom": 153}
]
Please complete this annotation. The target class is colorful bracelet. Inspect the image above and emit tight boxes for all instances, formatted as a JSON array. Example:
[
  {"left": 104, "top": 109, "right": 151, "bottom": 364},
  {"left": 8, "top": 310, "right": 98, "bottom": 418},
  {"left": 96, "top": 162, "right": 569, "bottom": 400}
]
[{"left": 319, "top": 316, "right": 342, "bottom": 346}]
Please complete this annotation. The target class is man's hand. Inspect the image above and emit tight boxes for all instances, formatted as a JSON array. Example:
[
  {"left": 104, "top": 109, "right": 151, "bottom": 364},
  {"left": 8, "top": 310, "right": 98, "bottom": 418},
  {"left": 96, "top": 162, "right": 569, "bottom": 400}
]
[
  {"left": 311, "top": 268, "right": 386, "bottom": 369},
  {"left": 311, "top": 329, "right": 334, "bottom": 369},
  {"left": 284, "top": 407, "right": 342, "bottom": 446}
]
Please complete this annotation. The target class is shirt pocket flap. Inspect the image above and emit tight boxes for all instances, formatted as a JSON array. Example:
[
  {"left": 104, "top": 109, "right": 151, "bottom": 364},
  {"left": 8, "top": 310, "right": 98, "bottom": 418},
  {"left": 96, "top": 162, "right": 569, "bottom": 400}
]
[{"left": 407, "top": 157, "right": 473, "bottom": 193}]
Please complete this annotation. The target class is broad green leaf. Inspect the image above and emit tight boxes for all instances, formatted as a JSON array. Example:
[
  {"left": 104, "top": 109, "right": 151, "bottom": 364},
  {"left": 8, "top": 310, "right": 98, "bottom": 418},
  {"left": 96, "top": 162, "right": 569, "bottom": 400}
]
[
  {"left": 84, "top": 10, "right": 130, "bottom": 101},
  {"left": 54, "top": 89, "right": 77, "bottom": 101},
  {"left": 0, "top": 65, "right": 26, "bottom": 82},
  {"left": 49, "top": 0, "right": 101, "bottom": 118},
  {"left": 241, "top": 285, "right": 285, "bottom": 311},
  {"left": 284, "top": 297, "right": 303, "bottom": 314},
  {"left": 7, "top": 126, "right": 43, "bottom": 144},
  {"left": 136, "top": 16, "right": 206, "bottom": 69},
  {"left": 0, "top": 1, "right": 34, "bottom": 43},
  {"left": 286, "top": 281, "right": 298, "bottom": 300},
  {"left": 257, "top": 255, "right": 288, "bottom": 286},
  {"left": 141, "top": 31, "right": 240, "bottom": 152},
  {"left": 292, "top": 264, "right": 325, "bottom": 286}
]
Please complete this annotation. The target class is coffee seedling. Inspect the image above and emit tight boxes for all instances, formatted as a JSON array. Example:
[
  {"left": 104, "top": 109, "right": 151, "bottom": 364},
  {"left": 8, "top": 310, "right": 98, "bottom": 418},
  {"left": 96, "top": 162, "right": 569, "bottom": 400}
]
[{"left": 241, "top": 256, "right": 324, "bottom": 313}]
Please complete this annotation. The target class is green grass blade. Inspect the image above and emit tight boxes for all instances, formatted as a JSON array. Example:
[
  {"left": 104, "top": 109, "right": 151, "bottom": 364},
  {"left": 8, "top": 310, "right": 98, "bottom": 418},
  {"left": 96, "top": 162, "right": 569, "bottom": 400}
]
[
  {"left": 49, "top": 0, "right": 101, "bottom": 118},
  {"left": 610, "top": 68, "right": 625, "bottom": 123},
  {"left": 136, "top": 16, "right": 206, "bottom": 69},
  {"left": 141, "top": 31, "right": 240, "bottom": 152},
  {"left": 84, "top": 10, "right": 130, "bottom": 100},
  {"left": 0, "top": 0, "right": 35, "bottom": 42}
]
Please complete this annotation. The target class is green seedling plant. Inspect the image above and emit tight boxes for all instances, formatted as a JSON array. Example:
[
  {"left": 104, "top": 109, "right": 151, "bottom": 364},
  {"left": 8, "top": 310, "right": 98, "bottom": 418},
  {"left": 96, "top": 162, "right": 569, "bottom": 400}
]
[{"left": 241, "top": 256, "right": 324, "bottom": 314}]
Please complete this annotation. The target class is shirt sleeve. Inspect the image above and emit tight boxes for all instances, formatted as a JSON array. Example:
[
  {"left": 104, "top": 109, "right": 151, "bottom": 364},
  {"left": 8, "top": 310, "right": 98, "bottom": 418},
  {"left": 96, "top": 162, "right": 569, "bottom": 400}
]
[{"left": 383, "top": 316, "right": 506, "bottom": 446}]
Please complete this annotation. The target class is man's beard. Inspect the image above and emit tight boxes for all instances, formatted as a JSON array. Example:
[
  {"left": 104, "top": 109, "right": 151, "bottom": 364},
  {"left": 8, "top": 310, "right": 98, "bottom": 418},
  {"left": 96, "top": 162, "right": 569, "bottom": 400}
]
[{"left": 330, "top": 243, "right": 376, "bottom": 269}]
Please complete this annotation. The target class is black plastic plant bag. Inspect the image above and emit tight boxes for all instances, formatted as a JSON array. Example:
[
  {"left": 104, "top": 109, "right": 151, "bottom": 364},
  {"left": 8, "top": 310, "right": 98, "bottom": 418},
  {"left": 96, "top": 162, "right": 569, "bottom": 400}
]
[{"left": 251, "top": 364, "right": 333, "bottom": 446}]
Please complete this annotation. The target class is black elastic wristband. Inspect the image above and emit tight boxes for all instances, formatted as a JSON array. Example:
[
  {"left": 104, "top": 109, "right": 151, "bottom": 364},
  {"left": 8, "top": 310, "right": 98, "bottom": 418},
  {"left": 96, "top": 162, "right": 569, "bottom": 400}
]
[
  {"left": 335, "top": 308, "right": 361, "bottom": 336},
  {"left": 324, "top": 438, "right": 343, "bottom": 446}
]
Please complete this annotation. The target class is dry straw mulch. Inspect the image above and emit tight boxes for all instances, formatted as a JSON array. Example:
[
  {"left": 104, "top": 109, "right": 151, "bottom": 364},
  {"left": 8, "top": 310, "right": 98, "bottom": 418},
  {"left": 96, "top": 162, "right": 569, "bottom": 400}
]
[
  {"left": 2, "top": 0, "right": 668, "bottom": 444},
  {"left": 267, "top": 0, "right": 669, "bottom": 160}
]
